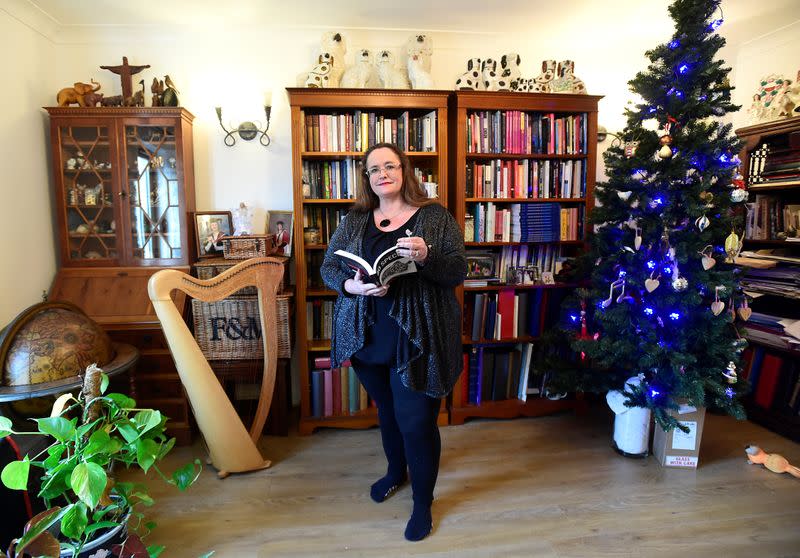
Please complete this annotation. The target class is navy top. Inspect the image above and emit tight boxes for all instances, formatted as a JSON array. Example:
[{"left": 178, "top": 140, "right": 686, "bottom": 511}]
[{"left": 354, "top": 211, "right": 419, "bottom": 367}]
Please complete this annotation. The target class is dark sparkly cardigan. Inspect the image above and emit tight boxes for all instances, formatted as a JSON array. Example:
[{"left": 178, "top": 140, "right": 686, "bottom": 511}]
[{"left": 320, "top": 203, "right": 466, "bottom": 398}]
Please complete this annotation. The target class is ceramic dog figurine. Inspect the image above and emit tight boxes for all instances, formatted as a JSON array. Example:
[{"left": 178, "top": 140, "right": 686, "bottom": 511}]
[
  {"left": 482, "top": 58, "right": 501, "bottom": 91},
  {"left": 305, "top": 53, "right": 334, "bottom": 88},
  {"left": 341, "top": 49, "right": 376, "bottom": 88},
  {"left": 376, "top": 50, "right": 410, "bottom": 89},
  {"left": 500, "top": 53, "right": 522, "bottom": 90},
  {"left": 455, "top": 58, "right": 483, "bottom": 90},
  {"left": 321, "top": 31, "right": 347, "bottom": 87},
  {"left": 531, "top": 60, "right": 557, "bottom": 93},
  {"left": 550, "top": 60, "right": 587, "bottom": 94}
]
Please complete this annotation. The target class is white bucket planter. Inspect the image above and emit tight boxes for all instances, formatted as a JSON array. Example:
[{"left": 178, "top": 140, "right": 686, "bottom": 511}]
[{"left": 606, "top": 376, "right": 652, "bottom": 458}]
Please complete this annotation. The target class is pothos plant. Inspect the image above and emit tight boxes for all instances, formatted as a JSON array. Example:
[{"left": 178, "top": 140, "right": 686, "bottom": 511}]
[{"left": 0, "top": 364, "right": 203, "bottom": 558}]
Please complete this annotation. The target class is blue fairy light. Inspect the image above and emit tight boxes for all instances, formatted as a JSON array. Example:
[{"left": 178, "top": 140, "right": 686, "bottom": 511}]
[
  {"left": 668, "top": 39, "right": 679, "bottom": 49},
  {"left": 719, "top": 153, "right": 729, "bottom": 163},
  {"left": 619, "top": 270, "right": 627, "bottom": 278},
  {"left": 570, "top": 314, "right": 579, "bottom": 322},
  {"left": 678, "top": 63, "right": 689, "bottom": 74},
  {"left": 644, "top": 307, "right": 654, "bottom": 315},
  {"left": 650, "top": 388, "right": 661, "bottom": 398},
  {"left": 699, "top": 94, "right": 707, "bottom": 101},
  {"left": 653, "top": 197, "right": 664, "bottom": 205},
  {"left": 663, "top": 266, "right": 672, "bottom": 274},
  {"left": 648, "top": 107, "right": 657, "bottom": 114},
  {"left": 708, "top": 18, "right": 723, "bottom": 31},
  {"left": 725, "top": 387, "right": 734, "bottom": 398},
  {"left": 647, "top": 260, "right": 656, "bottom": 269},
  {"left": 669, "top": 312, "right": 680, "bottom": 320}
]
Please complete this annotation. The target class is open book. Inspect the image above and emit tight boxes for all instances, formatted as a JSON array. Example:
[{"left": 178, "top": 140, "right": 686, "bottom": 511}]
[{"left": 335, "top": 245, "right": 417, "bottom": 286}]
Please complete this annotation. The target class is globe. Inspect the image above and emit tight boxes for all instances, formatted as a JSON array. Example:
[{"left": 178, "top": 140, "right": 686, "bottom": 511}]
[{"left": 1, "top": 302, "right": 114, "bottom": 387}]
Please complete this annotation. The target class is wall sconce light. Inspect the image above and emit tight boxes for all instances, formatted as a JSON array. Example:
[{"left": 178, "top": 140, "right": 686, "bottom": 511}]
[
  {"left": 597, "top": 125, "right": 622, "bottom": 148},
  {"left": 215, "top": 104, "right": 271, "bottom": 147}
]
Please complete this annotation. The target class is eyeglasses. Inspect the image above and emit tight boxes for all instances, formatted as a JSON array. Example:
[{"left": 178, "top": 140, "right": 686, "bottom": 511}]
[{"left": 365, "top": 162, "right": 402, "bottom": 177}]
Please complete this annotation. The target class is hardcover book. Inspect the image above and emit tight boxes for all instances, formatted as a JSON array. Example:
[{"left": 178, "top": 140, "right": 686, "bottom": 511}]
[{"left": 334, "top": 246, "right": 417, "bottom": 286}]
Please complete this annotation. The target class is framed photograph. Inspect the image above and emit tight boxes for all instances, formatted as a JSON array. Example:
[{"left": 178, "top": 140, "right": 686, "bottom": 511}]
[
  {"left": 466, "top": 252, "right": 497, "bottom": 280},
  {"left": 266, "top": 210, "right": 294, "bottom": 257},
  {"left": 194, "top": 211, "right": 233, "bottom": 259}
]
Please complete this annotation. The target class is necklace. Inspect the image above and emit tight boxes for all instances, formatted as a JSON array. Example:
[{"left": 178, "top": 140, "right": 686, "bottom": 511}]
[{"left": 377, "top": 205, "right": 407, "bottom": 228}]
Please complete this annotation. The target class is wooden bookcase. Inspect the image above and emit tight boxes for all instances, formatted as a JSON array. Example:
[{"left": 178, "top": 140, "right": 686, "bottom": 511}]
[
  {"left": 735, "top": 116, "right": 800, "bottom": 442},
  {"left": 447, "top": 91, "right": 602, "bottom": 425},
  {"left": 287, "top": 88, "right": 450, "bottom": 435}
]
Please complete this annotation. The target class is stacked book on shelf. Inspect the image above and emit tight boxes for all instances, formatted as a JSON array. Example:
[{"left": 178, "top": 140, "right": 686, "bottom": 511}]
[
  {"left": 303, "top": 207, "right": 348, "bottom": 243},
  {"left": 744, "top": 195, "right": 800, "bottom": 240},
  {"left": 465, "top": 289, "right": 544, "bottom": 342},
  {"left": 466, "top": 203, "right": 582, "bottom": 243},
  {"left": 303, "top": 110, "right": 437, "bottom": 153},
  {"left": 306, "top": 299, "right": 335, "bottom": 340},
  {"left": 465, "top": 158, "right": 586, "bottom": 199},
  {"left": 309, "top": 357, "right": 371, "bottom": 417},
  {"left": 750, "top": 134, "right": 800, "bottom": 188},
  {"left": 466, "top": 111, "right": 587, "bottom": 155}
]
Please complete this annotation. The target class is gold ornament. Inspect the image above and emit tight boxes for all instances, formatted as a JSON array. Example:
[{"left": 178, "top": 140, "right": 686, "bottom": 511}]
[{"left": 724, "top": 229, "right": 742, "bottom": 262}]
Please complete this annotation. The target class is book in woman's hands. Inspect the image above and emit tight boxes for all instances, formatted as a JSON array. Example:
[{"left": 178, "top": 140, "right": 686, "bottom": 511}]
[{"left": 334, "top": 245, "right": 417, "bottom": 286}]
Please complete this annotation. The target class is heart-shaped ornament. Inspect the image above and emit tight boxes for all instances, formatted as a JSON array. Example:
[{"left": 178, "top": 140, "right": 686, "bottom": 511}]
[
  {"left": 711, "top": 301, "right": 725, "bottom": 316},
  {"left": 618, "top": 191, "right": 632, "bottom": 201},
  {"left": 645, "top": 278, "right": 660, "bottom": 292},
  {"left": 701, "top": 255, "right": 716, "bottom": 270},
  {"left": 737, "top": 307, "right": 752, "bottom": 321}
]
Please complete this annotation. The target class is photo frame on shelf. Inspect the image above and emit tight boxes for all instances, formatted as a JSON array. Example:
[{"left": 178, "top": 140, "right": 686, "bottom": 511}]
[
  {"left": 266, "top": 210, "right": 294, "bottom": 257},
  {"left": 466, "top": 252, "right": 498, "bottom": 280},
  {"left": 194, "top": 211, "right": 233, "bottom": 258}
]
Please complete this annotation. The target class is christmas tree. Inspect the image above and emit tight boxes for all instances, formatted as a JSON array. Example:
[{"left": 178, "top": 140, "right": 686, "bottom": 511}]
[{"left": 561, "top": 0, "right": 749, "bottom": 431}]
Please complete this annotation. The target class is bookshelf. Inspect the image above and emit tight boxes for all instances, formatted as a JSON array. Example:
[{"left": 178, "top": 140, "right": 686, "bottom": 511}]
[
  {"left": 447, "top": 91, "right": 602, "bottom": 425},
  {"left": 287, "top": 88, "right": 450, "bottom": 435},
  {"left": 735, "top": 116, "right": 800, "bottom": 442}
]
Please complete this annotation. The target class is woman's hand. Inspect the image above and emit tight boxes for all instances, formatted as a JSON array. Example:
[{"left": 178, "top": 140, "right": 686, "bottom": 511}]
[
  {"left": 344, "top": 269, "right": 388, "bottom": 297},
  {"left": 396, "top": 236, "right": 429, "bottom": 263}
]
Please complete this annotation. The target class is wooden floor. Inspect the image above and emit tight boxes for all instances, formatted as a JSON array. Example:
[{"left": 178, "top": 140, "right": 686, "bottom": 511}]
[{"left": 126, "top": 406, "right": 800, "bottom": 557}]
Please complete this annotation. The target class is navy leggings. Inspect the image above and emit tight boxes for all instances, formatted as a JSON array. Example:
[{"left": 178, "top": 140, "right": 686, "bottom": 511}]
[{"left": 350, "top": 355, "right": 442, "bottom": 507}]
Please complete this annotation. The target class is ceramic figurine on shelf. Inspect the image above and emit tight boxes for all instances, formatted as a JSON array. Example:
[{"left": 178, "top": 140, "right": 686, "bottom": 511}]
[
  {"left": 454, "top": 58, "right": 483, "bottom": 90},
  {"left": 232, "top": 202, "right": 254, "bottom": 236}
]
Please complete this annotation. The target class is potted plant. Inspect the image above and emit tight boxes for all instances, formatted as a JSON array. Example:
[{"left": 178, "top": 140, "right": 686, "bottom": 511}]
[{"left": 0, "top": 364, "right": 202, "bottom": 557}]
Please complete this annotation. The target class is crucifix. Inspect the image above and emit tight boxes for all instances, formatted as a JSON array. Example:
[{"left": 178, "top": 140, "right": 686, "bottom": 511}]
[{"left": 100, "top": 56, "right": 151, "bottom": 99}]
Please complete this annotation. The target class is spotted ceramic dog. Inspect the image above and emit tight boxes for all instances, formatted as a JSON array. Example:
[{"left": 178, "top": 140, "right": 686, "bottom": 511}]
[
  {"left": 304, "top": 53, "right": 334, "bottom": 88},
  {"left": 455, "top": 58, "right": 483, "bottom": 90}
]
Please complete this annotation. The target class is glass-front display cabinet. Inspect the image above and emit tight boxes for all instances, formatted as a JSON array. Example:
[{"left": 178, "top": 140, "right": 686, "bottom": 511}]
[{"left": 46, "top": 107, "right": 196, "bottom": 266}]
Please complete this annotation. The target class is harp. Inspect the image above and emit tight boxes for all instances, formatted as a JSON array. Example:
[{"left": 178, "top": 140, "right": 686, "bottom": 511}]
[{"left": 148, "top": 257, "right": 284, "bottom": 478}]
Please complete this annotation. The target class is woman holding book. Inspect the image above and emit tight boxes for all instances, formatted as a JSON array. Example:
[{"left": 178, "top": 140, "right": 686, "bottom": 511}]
[{"left": 321, "top": 142, "right": 466, "bottom": 541}]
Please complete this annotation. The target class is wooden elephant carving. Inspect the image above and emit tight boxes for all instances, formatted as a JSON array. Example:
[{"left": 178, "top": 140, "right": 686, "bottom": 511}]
[{"left": 57, "top": 79, "right": 101, "bottom": 107}]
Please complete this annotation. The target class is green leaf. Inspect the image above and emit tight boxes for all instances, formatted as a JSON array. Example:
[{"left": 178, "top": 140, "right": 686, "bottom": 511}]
[
  {"left": 70, "top": 462, "right": 107, "bottom": 509},
  {"left": 117, "top": 420, "right": 140, "bottom": 443},
  {"left": 61, "top": 501, "right": 89, "bottom": 540},
  {"left": 84, "top": 429, "right": 113, "bottom": 458},
  {"left": 136, "top": 438, "right": 159, "bottom": 473},
  {"left": 133, "top": 410, "right": 163, "bottom": 435},
  {"left": 84, "top": 520, "right": 121, "bottom": 537},
  {"left": 157, "top": 437, "right": 176, "bottom": 460},
  {"left": 0, "top": 416, "right": 13, "bottom": 438},
  {"left": 13, "top": 507, "right": 66, "bottom": 557},
  {"left": 171, "top": 459, "right": 201, "bottom": 491},
  {"left": 107, "top": 393, "right": 136, "bottom": 409},
  {"left": 36, "top": 416, "right": 76, "bottom": 442},
  {"left": 148, "top": 545, "right": 166, "bottom": 557},
  {"left": 100, "top": 372, "right": 110, "bottom": 394},
  {"left": 1, "top": 457, "right": 30, "bottom": 490}
]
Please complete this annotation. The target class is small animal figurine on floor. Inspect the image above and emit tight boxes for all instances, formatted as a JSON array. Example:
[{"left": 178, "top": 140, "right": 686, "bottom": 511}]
[{"left": 745, "top": 445, "right": 800, "bottom": 478}]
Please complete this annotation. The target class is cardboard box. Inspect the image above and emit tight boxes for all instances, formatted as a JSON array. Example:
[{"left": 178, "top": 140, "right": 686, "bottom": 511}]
[{"left": 652, "top": 403, "right": 706, "bottom": 469}]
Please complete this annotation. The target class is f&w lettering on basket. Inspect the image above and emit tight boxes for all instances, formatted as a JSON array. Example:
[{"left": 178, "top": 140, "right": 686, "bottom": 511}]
[{"left": 210, "top": 317, "right": 262, "bottom": 341}]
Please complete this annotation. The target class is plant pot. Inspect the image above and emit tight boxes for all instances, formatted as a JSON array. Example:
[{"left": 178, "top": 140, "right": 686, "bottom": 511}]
[
  {"left": 58, "top": 515, "right": 129, "bottom": 558},
  {"left": 606, "top": 375, "right": 651, "bottom": 458}
]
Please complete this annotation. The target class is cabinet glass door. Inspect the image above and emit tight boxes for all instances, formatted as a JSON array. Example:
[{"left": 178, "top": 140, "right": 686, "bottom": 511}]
[
  {"left": 124, "top": 124, "right": 183, "bottom": 263},
  {"left": 60, "top": 125, "right": 117, "bottom": 262}
]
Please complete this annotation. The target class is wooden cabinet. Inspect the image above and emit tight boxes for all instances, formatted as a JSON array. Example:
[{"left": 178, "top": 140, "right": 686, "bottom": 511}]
[
  {"left": 447, "top": 91, "right": 601, "bottom": 425},
  {"left": 46, "top": 107, "right": 197, "bottom": 444},
  {"left": 46, "top": 107, "right": 196, "bottom": 267},
  {"left": 287, "top": 88, "right": 450, "bottom": 434},
  {"left": 735, "top": 116, "right": 800, "bottom": 442}
]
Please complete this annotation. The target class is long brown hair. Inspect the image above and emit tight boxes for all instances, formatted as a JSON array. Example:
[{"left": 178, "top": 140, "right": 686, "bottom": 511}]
[{"left": 353, "top": 142, "right": 437, "bottom": 211}]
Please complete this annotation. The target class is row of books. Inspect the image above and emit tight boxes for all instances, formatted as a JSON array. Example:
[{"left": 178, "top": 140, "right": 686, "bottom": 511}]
[
  {"left": 744, "top": 195, "right": 800, "bottom": 241},
  {"left": 302, "top": 159, "right": 438, "bottom": 200},
  {"left": 464, "top": 289, "right": 545, "bottom": 341},
  {"left": 302, "top": 110, "right": 437, "bottom": 153},
  {"left": 465, "top": 158, "right": 586, "bottom": 199},
  {"left": 306, "top": 299, "right": 335, "bottom": 340},
  {"left": 465, "top": 202, "right": 582, "bottom": 243},
  {"left": 310, "top": 358, "right": 371, "bottom": 417},
  {"left": 750, "top": 141, "right": 800, "bottom": 188},
  {"left": 303, "top": 206, "right": 347, "bottom": 245},
  {"left": 466, "top": 111, "right": 588, "bottom": 155},
  {"left": 461, "top": 343, "right": 547, "bottom": 405},
  {"left": 741, "top": 346, "right": 800, "bottom": 415}
]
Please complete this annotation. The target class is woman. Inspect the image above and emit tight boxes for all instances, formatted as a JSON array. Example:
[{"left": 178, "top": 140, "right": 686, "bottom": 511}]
[
  {"left": 203, "top": 219, "right": 225, "bottom": 255},
  {"left": 321, "top": 142, "right": 466, "bottom": 541}
]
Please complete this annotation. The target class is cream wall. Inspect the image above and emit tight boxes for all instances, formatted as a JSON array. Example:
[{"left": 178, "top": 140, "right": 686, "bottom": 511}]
[
  {"left": 2, "top": 4, "right": 798, "bottom": 326},
  {"left": 0, "top": 10, "right": 57, "bottom": 326}
]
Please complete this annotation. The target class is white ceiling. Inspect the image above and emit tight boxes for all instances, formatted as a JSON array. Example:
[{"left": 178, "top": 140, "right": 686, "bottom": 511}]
[{"left": 20, "top": 0, "right": 800, "bottom": 45}]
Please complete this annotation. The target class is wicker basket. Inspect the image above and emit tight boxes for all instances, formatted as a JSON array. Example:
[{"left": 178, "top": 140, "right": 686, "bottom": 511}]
[
  {"left": 194, "top": 256, "right": 289, "bottom": 294},
  {"left": 222, "top": 234, "right": 276, "bottom": 260},
  {"left": 191, "top": 295, "right": 292, "bottom": 359}
]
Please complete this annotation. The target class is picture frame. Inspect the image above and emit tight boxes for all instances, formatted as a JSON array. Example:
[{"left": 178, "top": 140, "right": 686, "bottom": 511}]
[
  {"left": 266, "top": 210, "right": 294, "bottom": 257},
  {"left": 194, "top": 211, "right": 233, "bottom": 259},
  {"left": 466, "top": 252, "right": 497, "bottom": 280}
]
